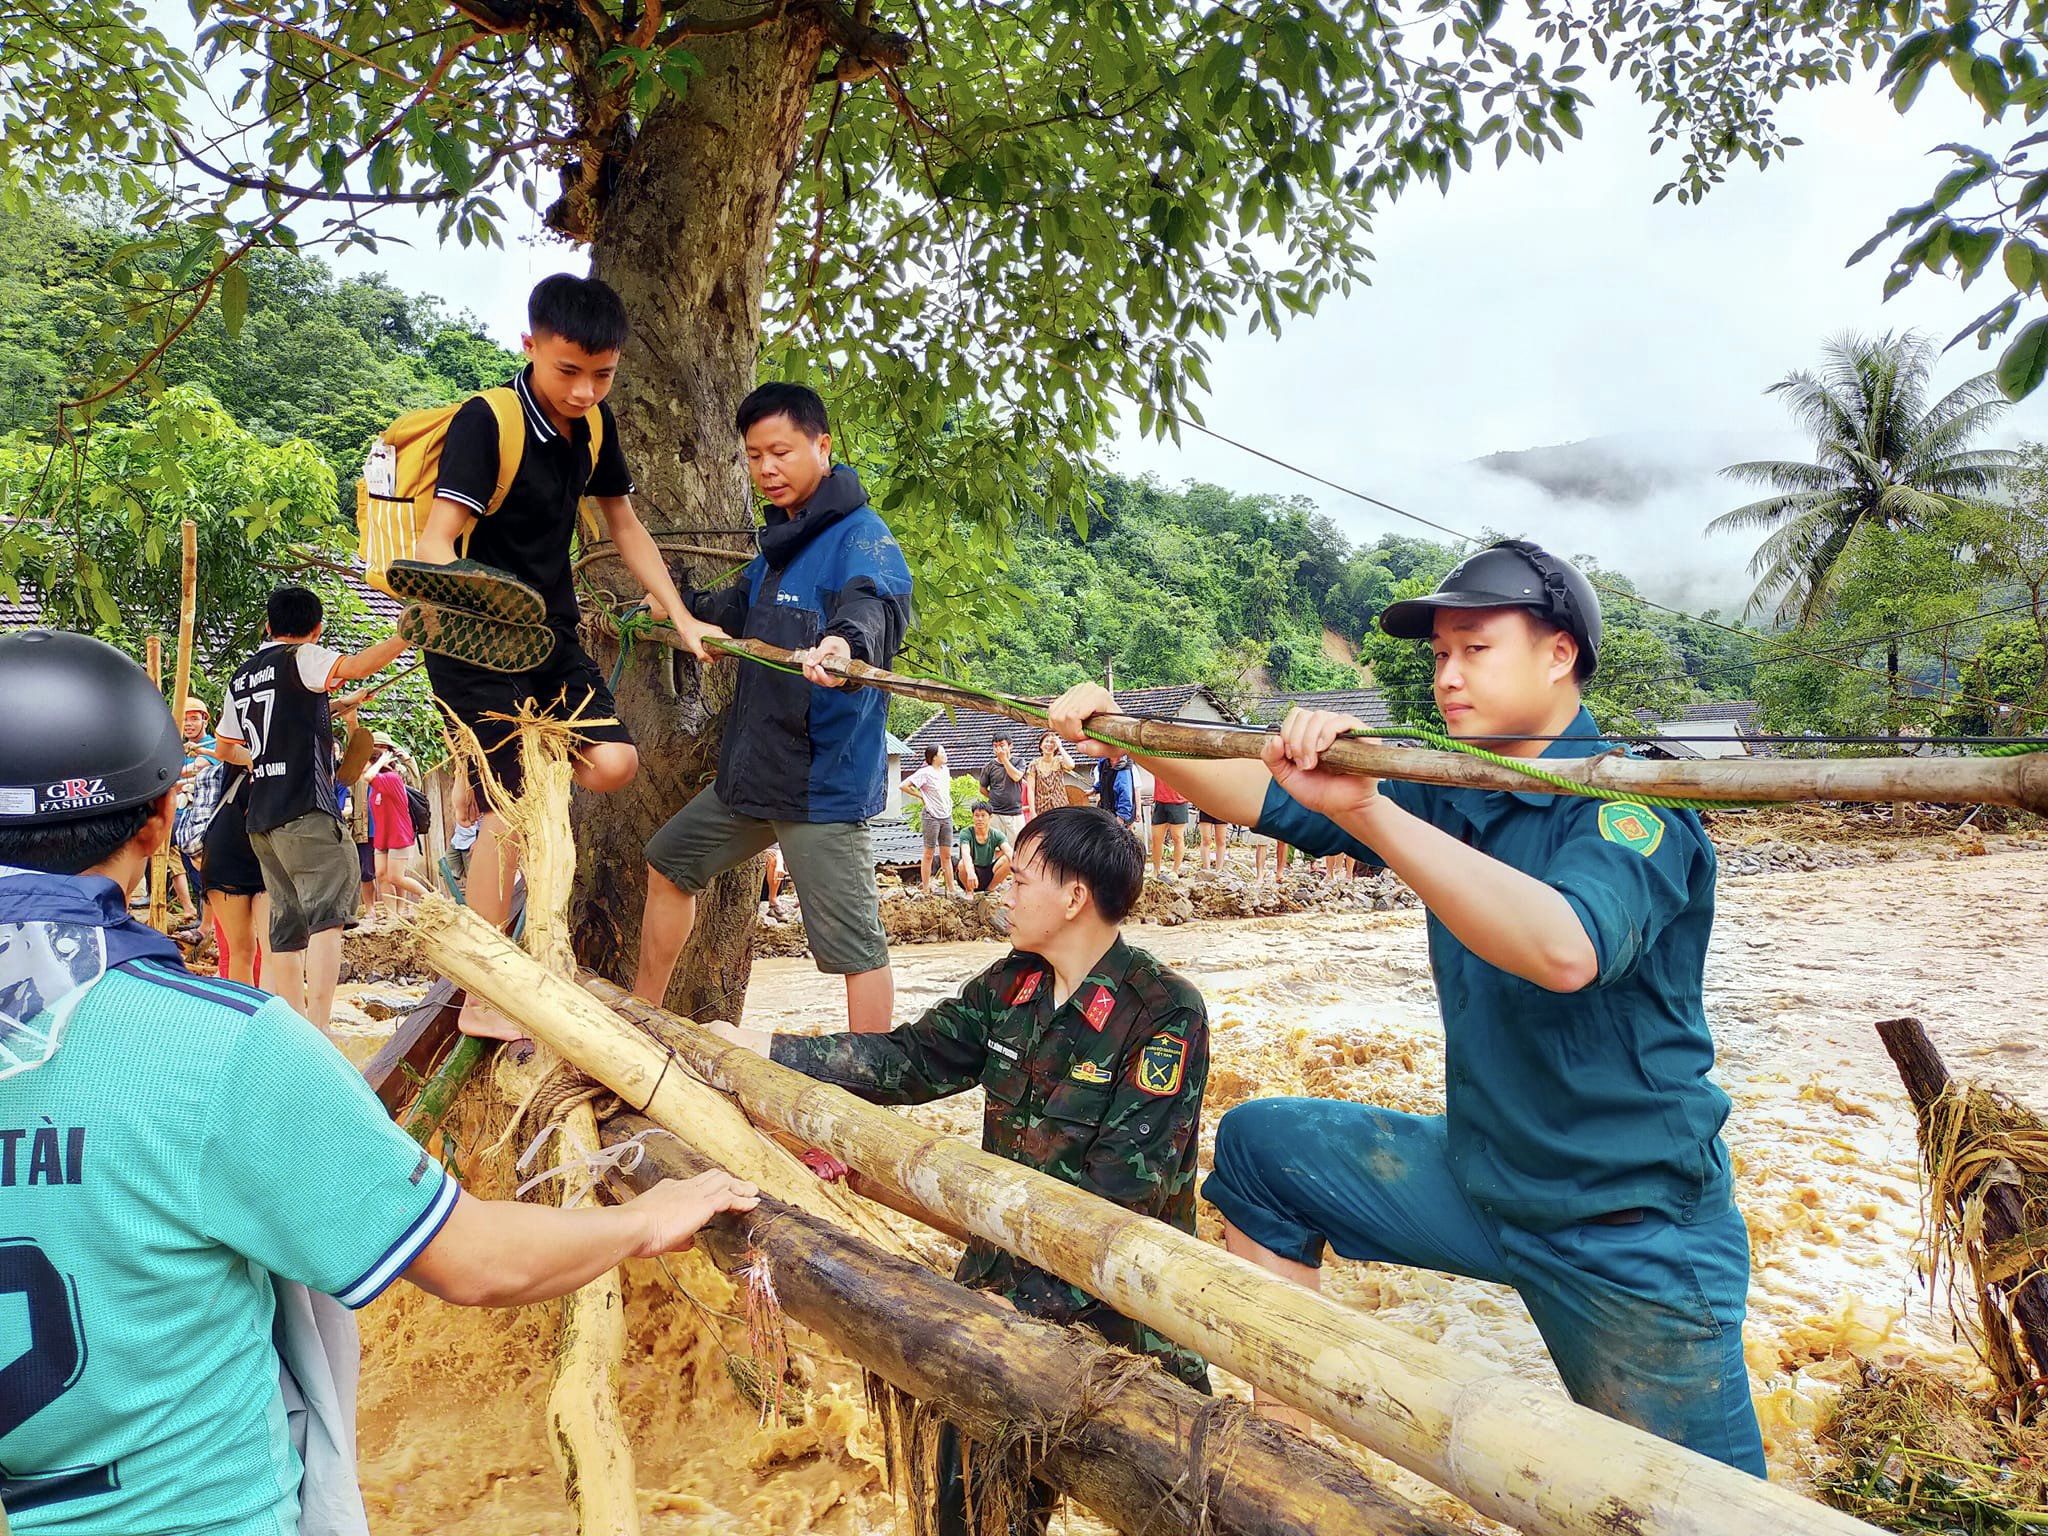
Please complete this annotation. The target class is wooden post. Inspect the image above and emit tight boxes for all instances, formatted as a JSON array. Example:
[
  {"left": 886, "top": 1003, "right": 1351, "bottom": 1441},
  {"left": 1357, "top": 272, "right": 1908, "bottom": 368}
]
[
  {"left": 701, "top": 637, "right": 2048, "bottom": 813},
  {"left": 410, "top": 899, "right": 911, "bottom": 1254},
  {"left": 1875, "top": 1017, "right": 2048, "bottom": 1387},
  {"left": 151, "top": 520, "right": 201, "bottom": 935},
  {"left": 143, "top": 635, "right": 168, "bottom": 930},
  {"left": 547, "top": 1101, "right": 639, "bottom": 1536},
  {"left": 603, "top": 1113, "right": 1460, "bottom": 1536},
  {"left": 584, "top": 976, "right": 1882, "bottom": 1536}
]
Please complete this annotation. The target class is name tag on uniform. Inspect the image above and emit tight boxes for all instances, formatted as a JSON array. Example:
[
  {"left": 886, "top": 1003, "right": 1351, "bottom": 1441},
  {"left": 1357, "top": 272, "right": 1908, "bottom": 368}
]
[{"left": 988, "top": 1039, "right": 1020, "bottom": 1062}]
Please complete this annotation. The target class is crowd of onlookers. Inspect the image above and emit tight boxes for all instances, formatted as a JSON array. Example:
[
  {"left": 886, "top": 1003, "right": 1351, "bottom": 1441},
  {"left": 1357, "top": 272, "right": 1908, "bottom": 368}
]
[
  {"left": 889, "top": 728, "right": 1352, "bottom": 900},
  {"left": 165, "top": 616, "right": 483, "bottom": 1037}
]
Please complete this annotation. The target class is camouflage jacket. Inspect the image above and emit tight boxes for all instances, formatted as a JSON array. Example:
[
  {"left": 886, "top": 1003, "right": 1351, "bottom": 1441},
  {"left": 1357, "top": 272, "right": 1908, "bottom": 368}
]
[{"left": 770, "top": 937, "right": 1211, "bottom": 1390}]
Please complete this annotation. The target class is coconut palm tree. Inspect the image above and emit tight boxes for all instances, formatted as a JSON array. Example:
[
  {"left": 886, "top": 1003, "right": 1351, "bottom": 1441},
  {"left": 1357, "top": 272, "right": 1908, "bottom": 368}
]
[
  {"left": 1715, "top": 331, "right": 2013, "bottom": 619},
  {"left": 1713, "top": 331, "right": 2015, "bottom": 724}
]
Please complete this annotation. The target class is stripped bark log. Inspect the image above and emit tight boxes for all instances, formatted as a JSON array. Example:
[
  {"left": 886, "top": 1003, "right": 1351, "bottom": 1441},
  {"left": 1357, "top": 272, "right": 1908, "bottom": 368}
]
[
  {"left": 1875, "top": 1017, "right": 2048, "bottom": 1387},
  {"left": 584, "top": 976, "right": 1881, "bottom": 1536},
  {"left": 603, "top": 1113, "right": 1458, "bottom": 1536},
  {"left": 548, "top": 1101, "right": 640, "bottom": 1536},
  {"left": 412, "top": 899, "right": 911, "bottom": 1254},
  {"left": 706, "top": 638, "right": 2048, "bottom": 813}
]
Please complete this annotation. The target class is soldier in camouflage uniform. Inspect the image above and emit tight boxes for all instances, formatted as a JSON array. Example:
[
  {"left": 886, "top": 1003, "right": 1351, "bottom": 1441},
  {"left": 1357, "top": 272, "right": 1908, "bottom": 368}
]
[{"left": 712, "top": 804, "right": 1210, "bottom": 1391}]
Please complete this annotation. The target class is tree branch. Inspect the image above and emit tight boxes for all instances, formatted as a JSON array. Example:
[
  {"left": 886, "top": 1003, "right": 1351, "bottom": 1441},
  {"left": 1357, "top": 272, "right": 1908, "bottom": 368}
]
[
  {"left": 657, "top": 3, "right": 787, "bottom": 45},
  {"left": 799, "top": 0, "right": 910, "bottom": 77},
  {"left": 447, "top": 0, "right": 537, "bottom": 35},
  {"left": 170, "top": 134, "right": 452, "bottom": 204}
]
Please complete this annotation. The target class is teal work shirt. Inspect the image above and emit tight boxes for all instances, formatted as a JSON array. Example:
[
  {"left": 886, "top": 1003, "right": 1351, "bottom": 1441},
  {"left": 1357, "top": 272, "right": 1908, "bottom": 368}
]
[{"left": 1255, "top": 706, "right": 1734, "bottom": 1231}]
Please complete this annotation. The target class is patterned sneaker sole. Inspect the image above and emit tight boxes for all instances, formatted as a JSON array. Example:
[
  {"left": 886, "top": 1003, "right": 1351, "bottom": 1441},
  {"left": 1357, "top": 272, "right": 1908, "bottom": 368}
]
[
  {"left": 400, "top": 604, "right": 556, "bottom": 674},
  {"left": 386, "top": 559, "right": 548, "bottom": 627}
]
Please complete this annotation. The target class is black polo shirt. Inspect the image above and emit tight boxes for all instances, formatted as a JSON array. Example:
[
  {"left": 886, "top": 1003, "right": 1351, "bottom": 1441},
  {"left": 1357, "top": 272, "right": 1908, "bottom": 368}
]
[{"left": 434, "top": 368, "right": 634, "bottom": 634}]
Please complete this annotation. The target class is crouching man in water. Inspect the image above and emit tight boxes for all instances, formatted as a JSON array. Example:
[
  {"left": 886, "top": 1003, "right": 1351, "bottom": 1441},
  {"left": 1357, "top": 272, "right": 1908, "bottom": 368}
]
[
  {"left": 706, "top": 805, "right": 1210, "bottom": 1529},
  {"left": 1051, "top": 539, "right": 1767, "bottom": 1476},
  {"left": 0, "top": 628, "right": 760, "bottom": 1536}
]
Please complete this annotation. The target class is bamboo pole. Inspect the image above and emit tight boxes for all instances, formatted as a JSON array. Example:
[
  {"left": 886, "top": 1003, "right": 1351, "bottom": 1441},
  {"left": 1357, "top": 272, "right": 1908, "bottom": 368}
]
[
  {"left": 699, "top": 637, "right": 2048, "bottom": 813},
  {"left": 547, "top": 1100, "right": 640, "bottom": 1536},
  {"left": 149, "top": 520, "right": 201, "bottom": 935},
  {"left": 605, "top": 1113, "right": 1459, "bottom": 1536},
  {"left": 411, "top": 899, "right": 911, "bottom": 1255},
  {"left": 583, "top": 977, "right": 1881, "bottom": 1536},
  {"left": 144, "top": 635, "right": 169, "bottom": 930}
]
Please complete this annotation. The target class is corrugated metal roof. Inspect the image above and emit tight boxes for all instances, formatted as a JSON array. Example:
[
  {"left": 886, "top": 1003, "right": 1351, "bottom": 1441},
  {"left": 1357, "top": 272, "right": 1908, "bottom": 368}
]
[{"left": 1247, "top": 688, "right": 1395, "bottom": 729}]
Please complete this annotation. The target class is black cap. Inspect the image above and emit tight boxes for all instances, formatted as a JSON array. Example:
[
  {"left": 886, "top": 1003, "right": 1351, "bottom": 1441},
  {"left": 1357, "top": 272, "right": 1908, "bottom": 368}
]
[
  {"left": 1378, "top": 539, "right": 1603, "bottom": 676},
  {"left": 0, "top": 630, "right": 187, "bottom": 823}
]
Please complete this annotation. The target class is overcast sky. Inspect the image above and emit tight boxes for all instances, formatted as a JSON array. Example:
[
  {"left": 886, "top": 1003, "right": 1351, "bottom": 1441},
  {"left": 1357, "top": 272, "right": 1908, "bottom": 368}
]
[{"left": 306, "top": 58, "right": 2047, "bottom": 612}]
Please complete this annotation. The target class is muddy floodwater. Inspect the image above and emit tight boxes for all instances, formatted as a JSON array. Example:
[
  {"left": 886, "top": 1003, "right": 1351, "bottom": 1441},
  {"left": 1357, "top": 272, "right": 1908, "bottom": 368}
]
[{"left": 356, "top": 842, "right": 2048, "bottom": 1533}]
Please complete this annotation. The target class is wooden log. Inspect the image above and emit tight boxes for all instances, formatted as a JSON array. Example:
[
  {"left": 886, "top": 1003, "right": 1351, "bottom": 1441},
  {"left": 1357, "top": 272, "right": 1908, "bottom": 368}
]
[
  {"left": 584, "top": 976, "right": 1880, "bottom": 1536},
  {"left": 548, "top": 1101, "right": 640, "bottom": 1536},
  {"left": 411, "top": 899, "right": 910, "bottom": 1254},
  {"left": 704, "top": 637, "right": 2048, "bottom": 813},
  {"left": 1875, "top": 1017, "right": 2048, "bottom": 1384},
  {"left": 603, "top": 1113, "right": 1458, "bottom": 1536},
  {"left": 363, "top": 976, "right": 463, "bottom": 1112}
]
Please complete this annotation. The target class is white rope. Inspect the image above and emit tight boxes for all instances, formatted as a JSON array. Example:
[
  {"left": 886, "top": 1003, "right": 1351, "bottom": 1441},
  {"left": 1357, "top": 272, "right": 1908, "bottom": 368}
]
[{"left": 514, "top": 1123, "right": 682, "bottom": 1207}]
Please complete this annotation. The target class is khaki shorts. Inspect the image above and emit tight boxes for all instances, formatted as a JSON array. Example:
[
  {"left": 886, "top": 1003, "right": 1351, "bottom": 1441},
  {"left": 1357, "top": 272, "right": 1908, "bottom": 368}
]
[
  {"left": 248, "top": 811, "right": 360, "bottom": 952},
  {"left": 647, "top": 785, "right": 889, "bottom": 976},
  {"left": 990, "top": 812, "right": 1024, "bottom": 846}
]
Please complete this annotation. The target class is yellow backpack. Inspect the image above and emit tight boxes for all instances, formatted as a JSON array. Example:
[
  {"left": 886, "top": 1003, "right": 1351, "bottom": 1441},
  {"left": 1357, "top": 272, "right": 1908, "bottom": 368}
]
[{"left": 355, "top": 388, "right": 605, "bottom": 596}]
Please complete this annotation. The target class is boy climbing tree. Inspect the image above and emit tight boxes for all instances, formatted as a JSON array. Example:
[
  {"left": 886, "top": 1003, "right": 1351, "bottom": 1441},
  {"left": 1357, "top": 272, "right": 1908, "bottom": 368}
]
[
  {"left": 389, "top": 274, "right": 710, "bottom": 1039},
  {"left": 1051, "top": 539, "right": 1768, "bottom": 1476}
]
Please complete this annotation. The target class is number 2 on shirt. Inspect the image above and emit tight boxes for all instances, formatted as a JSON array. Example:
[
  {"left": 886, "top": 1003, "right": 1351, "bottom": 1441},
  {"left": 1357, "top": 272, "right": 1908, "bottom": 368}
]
[{"left": 0, "top": 1237, "right": 117, "bottom": 1511}]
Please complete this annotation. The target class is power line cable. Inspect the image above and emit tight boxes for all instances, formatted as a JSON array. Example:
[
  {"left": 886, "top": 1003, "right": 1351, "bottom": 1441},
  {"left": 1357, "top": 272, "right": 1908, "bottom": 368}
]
[{"left": 1140, "top": 398, "right": 2047, "bottom": 725}]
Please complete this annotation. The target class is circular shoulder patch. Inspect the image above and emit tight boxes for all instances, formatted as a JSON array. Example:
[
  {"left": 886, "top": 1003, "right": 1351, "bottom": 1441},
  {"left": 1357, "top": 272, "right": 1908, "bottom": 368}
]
[{"left": 1596, "top": 801, "right": 1665, "bottom": 857}]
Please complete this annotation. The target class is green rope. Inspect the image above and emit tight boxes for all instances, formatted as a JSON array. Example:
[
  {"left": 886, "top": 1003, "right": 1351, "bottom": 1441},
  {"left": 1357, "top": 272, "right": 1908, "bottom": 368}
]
[
  {"left": 683, "top": 633, "right": 2044, "bottom": 812},
  {"left": 697, "top": 636, "right": 1737, "bottom": 808}
]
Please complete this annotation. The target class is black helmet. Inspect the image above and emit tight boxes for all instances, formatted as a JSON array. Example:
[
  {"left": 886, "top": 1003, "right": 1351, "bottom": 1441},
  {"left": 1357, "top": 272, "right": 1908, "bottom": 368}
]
[
  {"left": 1378, "top": 538, "right": 1603, "bottom": 677},
  {"left": 0, "top": 630, "right": 186, "bottom": 824}
]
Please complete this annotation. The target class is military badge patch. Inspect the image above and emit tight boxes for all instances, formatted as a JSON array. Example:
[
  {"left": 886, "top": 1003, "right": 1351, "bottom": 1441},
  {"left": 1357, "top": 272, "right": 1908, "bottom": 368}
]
[
  {"left": 1068, "top": 1059, "right": 1113, "bottom": 1085},
  {"left": 1134, "top": 1036, "right": 1186, "bottom": 1097},
  {"left": 1008, "top": 969, "right": 1043, "bottom": 1006},
  {"left": 1082, "top": 984, "right": 1116, "bottom": 1032},
  {"left": 1597, "top": 801, "right": 1665, "bottom": 857}
]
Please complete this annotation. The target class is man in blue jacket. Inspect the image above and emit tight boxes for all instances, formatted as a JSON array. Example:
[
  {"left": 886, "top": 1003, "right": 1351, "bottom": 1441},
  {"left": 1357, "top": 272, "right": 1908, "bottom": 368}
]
[{"left": 634, "top": 383, "right": 913, "bottom": 1033}]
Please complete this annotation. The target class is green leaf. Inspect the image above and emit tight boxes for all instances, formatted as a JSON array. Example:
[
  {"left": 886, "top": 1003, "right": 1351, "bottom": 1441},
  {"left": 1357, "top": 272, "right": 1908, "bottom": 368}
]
[
  {"left": 219, "top": 261, "right": 248, "bottom": 337},
  {"left": 1995, "top": 316, "right": 2048, "bottom": 398},
  {"left": 2004, "top": 238, "right": 2035, "bottom": 293}
]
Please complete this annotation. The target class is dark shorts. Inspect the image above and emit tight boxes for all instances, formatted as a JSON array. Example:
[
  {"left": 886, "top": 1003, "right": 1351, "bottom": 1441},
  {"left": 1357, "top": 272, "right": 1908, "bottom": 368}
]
[
  {"left": 1197, "top": 809, "right": 1223, "bottom": 826},
  {"left": 647, "top": 787, "right": 888, "bottom": 975},
  {"left": 425, "top": 632, "right": 632, "bottom": 798},
  {"left": 1151, "top": 801, "right": 1193, "bottom": 826},
  {"left": 358, "top": 840, "right": 376, "bottom": 883},
  {"left": 200, "top": 798, "right": 265, "bottom": 898},
  {"left": 248, "top": 811, "right": 359, "bottom": 952}
]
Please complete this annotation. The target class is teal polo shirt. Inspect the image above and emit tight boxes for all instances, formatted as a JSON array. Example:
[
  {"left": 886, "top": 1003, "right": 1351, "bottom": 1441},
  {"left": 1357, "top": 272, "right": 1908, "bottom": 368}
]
[{"left": 1254, "top": 706, "right": 1734, "bottom": 1231}]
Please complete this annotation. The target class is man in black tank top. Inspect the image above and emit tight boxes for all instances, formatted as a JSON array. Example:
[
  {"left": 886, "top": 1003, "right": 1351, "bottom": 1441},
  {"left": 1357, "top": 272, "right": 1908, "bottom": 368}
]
[{"left": 216, "top": 586, "right": 409, "bottom": 1034}]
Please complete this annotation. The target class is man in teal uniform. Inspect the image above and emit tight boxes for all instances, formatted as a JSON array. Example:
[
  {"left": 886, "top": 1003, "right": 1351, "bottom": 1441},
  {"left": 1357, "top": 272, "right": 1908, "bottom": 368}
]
[
  {"left": 0, "top": 629, "right": 759, "bottom": 1536},
  {"left": 1050, "top": 539, "right": 1766, "bottom": 1475}
]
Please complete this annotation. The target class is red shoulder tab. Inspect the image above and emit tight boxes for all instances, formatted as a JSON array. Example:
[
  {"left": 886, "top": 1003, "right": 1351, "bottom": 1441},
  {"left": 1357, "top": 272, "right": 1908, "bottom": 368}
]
[
  {"left": 1008, "top": 969, "right": 1043, "bottom": 1006},
  {"left": 1082, "top": 984, "right": 1116, "bottom": 1032}
]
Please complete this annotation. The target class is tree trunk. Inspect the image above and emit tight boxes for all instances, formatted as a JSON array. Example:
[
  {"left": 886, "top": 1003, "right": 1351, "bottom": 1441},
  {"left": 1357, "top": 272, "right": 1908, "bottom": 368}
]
[{"left": 570, "top": 17, "right": 828, "bottom": 1024}]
